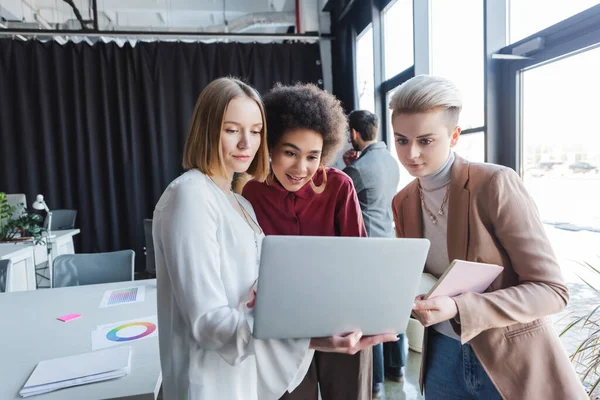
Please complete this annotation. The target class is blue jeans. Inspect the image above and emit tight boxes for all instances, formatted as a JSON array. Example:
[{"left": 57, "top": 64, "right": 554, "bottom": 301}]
[
  {"left": 373, "top": 333, "right": 407, "bottom": 386},
  {"left": 424, "top": 329, "right": 501, "bottom": 399}
]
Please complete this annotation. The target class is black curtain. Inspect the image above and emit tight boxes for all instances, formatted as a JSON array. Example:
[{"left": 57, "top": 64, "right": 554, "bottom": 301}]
[{"left": 0, "top": 39, "right": 323, "bottom": 272}]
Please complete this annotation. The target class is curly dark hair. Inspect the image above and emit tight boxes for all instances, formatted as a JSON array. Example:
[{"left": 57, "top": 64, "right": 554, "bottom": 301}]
[{"left": 262, "top": 83, "right": 348, "bottom": 165}]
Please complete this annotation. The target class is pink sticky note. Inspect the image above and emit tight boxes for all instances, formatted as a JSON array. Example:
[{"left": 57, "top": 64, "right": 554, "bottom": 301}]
[{"left": 57, "top": 313, "right": 81, "bottom": 322}]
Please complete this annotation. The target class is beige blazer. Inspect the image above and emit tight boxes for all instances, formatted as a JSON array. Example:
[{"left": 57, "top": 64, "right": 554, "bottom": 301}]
[{"left": 392, "top": 155, "right": 586, "bottom": 399}]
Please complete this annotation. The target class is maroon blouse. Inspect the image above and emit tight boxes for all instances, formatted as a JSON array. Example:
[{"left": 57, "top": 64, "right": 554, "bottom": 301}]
[{"left": 242, "top": 167, "right": 367, "bottom": 238}]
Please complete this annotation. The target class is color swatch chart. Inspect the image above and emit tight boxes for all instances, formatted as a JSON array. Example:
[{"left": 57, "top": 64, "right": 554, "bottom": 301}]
[
  {"left": 108, "top": 288, "right": 138, "bottom": 305},
  {"left": 99, "top": 286, "right": 146, "bottom": 308}
]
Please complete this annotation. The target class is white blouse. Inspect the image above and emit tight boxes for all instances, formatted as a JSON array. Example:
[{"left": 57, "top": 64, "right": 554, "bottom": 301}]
[{"left": 153, "top": 169, "right": 313, "bottom": 400}]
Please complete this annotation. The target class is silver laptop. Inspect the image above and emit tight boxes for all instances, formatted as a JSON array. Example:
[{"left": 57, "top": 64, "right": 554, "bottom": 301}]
[{"left": 252, "top": 236, "right": 430, "bottom": 340}]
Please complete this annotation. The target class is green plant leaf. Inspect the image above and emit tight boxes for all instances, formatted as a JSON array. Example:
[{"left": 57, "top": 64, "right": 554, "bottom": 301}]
[
  {"left": 583, "top": 260, "right": 600, "bottom": 276},
  {"left": 574, "top": 272, "right": 599, "bottom": 293},
  {"left": 561, "top": 316, "right": 586, "bottom": 336}
]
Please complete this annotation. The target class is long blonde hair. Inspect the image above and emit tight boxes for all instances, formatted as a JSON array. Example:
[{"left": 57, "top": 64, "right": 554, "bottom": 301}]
[{"left": 182, "top": 77, "right": 270, "bottom": 181}]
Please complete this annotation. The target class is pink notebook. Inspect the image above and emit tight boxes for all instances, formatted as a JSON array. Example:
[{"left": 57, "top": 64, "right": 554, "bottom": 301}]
[{"left": 425, "top": 260, "right": 503, "bottom": 299}]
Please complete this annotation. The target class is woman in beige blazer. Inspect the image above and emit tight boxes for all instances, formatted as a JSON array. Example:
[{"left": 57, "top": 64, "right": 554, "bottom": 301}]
[{"left": 390, "top": 75, "right": 586, "bottom": 399}]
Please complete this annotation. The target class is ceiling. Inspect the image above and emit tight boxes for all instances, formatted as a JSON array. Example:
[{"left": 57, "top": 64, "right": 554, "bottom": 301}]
[{"left": 0, "top": 0, "right": 301, "bottom": 33}]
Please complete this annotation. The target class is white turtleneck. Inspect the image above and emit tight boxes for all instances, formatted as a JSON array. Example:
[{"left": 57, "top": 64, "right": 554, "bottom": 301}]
[{"left": 418, "top": 151, "right": 460, "bottom": 340}]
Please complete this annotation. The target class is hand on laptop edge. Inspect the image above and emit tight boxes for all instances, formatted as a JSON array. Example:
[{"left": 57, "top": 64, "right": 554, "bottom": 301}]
[
  {"left": 246, "top": 281, "right": 258, "bottom": 308},
  {"left": 309, "top": 331, "right": 399, "bottom": 355}
]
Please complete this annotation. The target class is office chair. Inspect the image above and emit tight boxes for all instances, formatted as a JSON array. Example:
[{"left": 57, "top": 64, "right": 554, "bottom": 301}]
[
  {"left": 44, "top": 209, "right": 77, "bottom": 231},
  {"left": 0, "top": 259, "right": 11, "bottom": 293},
  {"left": 52, "top": 250, "right": 135, "bottom": 288}
]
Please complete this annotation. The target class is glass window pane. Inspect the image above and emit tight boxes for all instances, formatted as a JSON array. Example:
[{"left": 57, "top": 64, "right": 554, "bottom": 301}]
[
  {"left": 356, "top": 25, "right": 375, "bottom": 112},
  {"left": 522, "top": 46, "right": 600, "bottom": 230},
  {"left": 520, "top": 46, "right": 600, "bottom": 358},
  {"left": 431, "top": 0, "right": 484, "bottom": 130},
  {"left": 454, "top": 132, "right": 485, "bottom": 162},
  {"left": 510, "top": 0, "right": 600, "bottom": 44},
  {"left": 383, "top": 0, "right": 414, "bottom": 80}
]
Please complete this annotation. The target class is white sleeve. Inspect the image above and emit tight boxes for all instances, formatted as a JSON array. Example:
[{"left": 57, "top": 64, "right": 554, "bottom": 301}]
[
  {"left": 254, "top": 337, "right": 314, "bottom": 399},
  {"left": 157, "top": 181, "right": 254, "bottom": 364},
  {"left": 156, "top": 180, "right": 313, "bottom": 398}
]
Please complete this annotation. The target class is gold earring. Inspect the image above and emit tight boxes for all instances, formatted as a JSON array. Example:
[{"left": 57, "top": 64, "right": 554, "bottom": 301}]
[{"left": 310, "top": 165, "right": 327, "bottom": 194}]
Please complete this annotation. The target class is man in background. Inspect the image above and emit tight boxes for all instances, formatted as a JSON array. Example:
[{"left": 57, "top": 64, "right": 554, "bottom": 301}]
[{"left": 343, "top": 110, "right": 405, "bottom": 398}]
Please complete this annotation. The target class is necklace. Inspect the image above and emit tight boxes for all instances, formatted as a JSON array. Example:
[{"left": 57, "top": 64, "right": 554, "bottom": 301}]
[
  {"left": 209, "top": 176, "right": 262, "bottom": 266},
  {"left": 417, "top": 181, "right": 450, "bottom": 225}
]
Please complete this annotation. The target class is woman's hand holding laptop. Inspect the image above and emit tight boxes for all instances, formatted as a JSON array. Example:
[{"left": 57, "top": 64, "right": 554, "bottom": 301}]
[
  {"left": 309, "top": 331, "right": 399, "bottom": 355},
  {"left": 246, "top": 281, "right": 258, "bottom": 309}
]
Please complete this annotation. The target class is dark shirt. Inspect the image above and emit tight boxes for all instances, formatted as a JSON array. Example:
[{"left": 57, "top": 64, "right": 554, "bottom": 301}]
[{"left": 243, "top": 167, "right": 367, "bottom": 237}]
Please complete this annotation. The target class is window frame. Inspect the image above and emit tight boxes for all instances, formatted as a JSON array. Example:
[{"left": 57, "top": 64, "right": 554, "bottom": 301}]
[{"left": 491, "top": 4, "right": 600, "bottom": 172}]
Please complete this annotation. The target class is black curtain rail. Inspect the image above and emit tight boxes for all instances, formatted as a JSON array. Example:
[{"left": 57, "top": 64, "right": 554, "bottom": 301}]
[{"left": 0, "top": 29, "right": 335, "bottom": 41}]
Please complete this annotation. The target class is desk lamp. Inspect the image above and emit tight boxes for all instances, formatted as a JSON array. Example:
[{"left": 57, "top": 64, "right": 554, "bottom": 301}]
[{"left": 32, "top": 194, "right": 54, "bottom": 238}]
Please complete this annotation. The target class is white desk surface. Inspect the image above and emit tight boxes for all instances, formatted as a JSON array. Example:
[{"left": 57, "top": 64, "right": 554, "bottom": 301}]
[
  {"left": 45, "top": 229, "right": 80, "bottom": 241},
  {"left": 0, "top": 279, "right": 162, "bottom": 400},
  {"left": 0, "top": 243, "right": 34, "bottom": 260},
  {"left": 0, "top": 227, "right": 80, "bottom": 258}
]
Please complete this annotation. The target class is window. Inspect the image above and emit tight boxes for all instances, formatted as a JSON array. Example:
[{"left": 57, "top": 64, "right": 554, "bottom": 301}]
[
  {"left": 356, "top": 24, "right": 375, "bottom": 112},
  {"left": 454, "top": 132, "right": 485, "bottom": 162},
  {"left": 510, "top": 0, "right": 600, "bottom": 44},
  {"left": 383, "top": 0, "right": 414, "bottom": 79},
  {"left": 431, "top": 0, "right": 484, "bottom": 130},
  {"left": 521, "top": 46, "right": 600, "bottom": 232},
  {"left": 519, "top": 45, "right": 600, "bottom": 357}
]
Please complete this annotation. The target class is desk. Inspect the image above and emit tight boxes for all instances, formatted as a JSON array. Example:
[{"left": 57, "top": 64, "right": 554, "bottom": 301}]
[
  {"left": 0, "top": 243, "right": 36, "bottom": 291},
  {"left": 47, "top": 229, "right": 80, "bottom": 260},
  {"left": 0, "top": 280, "right": 162, "bottom": 399}
]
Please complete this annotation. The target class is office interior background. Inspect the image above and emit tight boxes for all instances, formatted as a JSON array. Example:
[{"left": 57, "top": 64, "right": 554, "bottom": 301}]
[{"left": 1, "top": 0, "right": 600, "bottom": 398}]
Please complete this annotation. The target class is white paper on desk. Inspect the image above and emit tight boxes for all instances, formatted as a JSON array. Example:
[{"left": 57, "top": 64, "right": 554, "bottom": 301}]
[
  {"left": 92, "top": 315, "right": 158, "bottom": 350},
  {"left": 19, "top": 346, "right": 131, "bottom": 398},
  {"left": 99, "top": 286, "right": 146, "bottom": 308}
]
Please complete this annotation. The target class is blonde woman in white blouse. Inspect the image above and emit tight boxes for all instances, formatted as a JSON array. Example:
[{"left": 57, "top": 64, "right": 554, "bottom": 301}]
[{"left": 153, "top": 77, "right": 396, "bottom": 400}]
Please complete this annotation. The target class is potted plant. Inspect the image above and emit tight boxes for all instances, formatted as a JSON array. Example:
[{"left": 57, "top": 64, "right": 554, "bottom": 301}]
[
  {"left": 560, "top": 257, "right": 600, "bottom": 398},
  {"left": 0, "top": 192, "right": 46, "bottom": 245}
]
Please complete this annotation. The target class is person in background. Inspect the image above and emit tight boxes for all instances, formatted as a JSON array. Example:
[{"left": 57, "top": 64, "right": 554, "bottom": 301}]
[
  {"left": 390, "top": 75, "right": 586, "bottom": 399},
  {"left": 343, "top": 110, "right": 406, "bottom": 398},
  {"left": 243, "top": 83, "right": 373, "bottom": 400},
  {"left": 153, "top": 77, "right": 396, "bottom": 400}
]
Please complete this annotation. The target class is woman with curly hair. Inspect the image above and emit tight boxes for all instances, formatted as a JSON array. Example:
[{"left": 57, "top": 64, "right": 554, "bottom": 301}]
[{"left": 243, "top": 83, "right": 372, "bottom": 400}]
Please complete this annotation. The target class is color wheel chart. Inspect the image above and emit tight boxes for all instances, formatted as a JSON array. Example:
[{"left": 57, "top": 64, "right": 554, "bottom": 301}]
[
  {"left": 106, "top": 322, "right": 156, "bottom": 342},
  {"left": 92, "top": 316, "right": 158, "bottom": 350}
]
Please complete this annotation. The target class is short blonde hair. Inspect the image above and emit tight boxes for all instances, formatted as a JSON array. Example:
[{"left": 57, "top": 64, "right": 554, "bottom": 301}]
[
  {"left": 389, "top": 75, "right": 462, "bottom": 127},
  {"left": 182, "top": 77, "right": 270, "bottom": 181}
]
